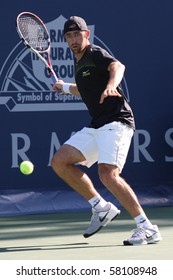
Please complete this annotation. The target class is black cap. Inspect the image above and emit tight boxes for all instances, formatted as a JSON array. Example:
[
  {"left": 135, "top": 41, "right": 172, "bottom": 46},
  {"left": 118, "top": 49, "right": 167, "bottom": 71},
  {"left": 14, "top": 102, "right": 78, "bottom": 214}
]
[{"left": 64, "top": 16, "right": 88, "bottom": 35}]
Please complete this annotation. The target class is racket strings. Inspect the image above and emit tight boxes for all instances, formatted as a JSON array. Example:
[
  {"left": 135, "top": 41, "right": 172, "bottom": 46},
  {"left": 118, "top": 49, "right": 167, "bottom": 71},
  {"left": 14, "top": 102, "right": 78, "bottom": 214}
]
[{"left": 18, "top": 16, "right": 49, "bottom": 51}]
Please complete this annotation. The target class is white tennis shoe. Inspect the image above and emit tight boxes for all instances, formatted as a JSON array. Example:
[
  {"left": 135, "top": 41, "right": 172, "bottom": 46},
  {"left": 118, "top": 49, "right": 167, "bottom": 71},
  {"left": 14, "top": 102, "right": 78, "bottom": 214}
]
[
  {"left": 123, "top": 225, "right": 162, "bottom": 245},
  {"left": 83, "top": 202, "right": 120, "bottom": 238}
]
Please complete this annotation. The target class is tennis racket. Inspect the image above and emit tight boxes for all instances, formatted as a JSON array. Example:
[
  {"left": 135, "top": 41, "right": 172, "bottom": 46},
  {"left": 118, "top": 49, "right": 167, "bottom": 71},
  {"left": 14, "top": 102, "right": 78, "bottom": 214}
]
[{"left": 16, "top": 12, "right": 58, "bottom": 84}]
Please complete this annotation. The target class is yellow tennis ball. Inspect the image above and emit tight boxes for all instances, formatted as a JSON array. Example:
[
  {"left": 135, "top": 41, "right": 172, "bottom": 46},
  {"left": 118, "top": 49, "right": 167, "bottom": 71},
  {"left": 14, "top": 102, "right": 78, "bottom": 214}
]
[{"left": 20, "top": 161, "right": 34, "bottom": 175}]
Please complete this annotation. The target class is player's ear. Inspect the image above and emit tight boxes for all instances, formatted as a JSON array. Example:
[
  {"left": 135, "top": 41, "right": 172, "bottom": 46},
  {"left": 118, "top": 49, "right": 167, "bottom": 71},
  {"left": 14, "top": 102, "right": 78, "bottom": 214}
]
[{"left": 84, "top": 30, "right": 90, "bottom": 39}]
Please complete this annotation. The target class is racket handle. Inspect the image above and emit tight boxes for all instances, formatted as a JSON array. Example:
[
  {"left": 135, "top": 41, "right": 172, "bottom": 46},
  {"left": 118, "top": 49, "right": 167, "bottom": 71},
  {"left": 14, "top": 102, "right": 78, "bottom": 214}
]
[
  {"left": 48, "top": 69, "right": 61, "bottom": 93},
  {"left": 50, "top": 73, "right": 58, "bottom": 84},
  {"left": 49, "top": 72, "right": 62, "bottom": 94},
  {"left": 47, "top": 67, "right": 58, "bottom": 84}
]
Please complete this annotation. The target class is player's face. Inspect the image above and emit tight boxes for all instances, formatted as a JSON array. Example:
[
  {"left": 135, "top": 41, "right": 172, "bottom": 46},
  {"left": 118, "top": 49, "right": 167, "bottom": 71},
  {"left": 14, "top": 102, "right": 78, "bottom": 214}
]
[{"left": 65, "top": 30, "right": 89, "bottom": 55}]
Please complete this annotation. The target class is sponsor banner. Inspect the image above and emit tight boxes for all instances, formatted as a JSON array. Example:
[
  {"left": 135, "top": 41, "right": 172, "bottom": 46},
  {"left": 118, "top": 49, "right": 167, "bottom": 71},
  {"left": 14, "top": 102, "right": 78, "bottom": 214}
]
[{"left": 0, "top": 1, "right": 173, "bottom": 215}]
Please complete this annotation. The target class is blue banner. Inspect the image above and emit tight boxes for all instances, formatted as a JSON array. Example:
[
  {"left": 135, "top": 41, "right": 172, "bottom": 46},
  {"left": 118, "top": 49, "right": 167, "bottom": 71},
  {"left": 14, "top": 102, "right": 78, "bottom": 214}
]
[{"left": 0, "top": 0, "right": 173, "bottom": 215}]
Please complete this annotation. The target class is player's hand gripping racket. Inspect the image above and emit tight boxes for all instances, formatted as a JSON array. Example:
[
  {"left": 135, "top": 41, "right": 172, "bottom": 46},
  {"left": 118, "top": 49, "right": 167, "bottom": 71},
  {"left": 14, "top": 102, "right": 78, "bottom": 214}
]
[{"left": 16, "top": 12, "right": 58, "bottom": 84}]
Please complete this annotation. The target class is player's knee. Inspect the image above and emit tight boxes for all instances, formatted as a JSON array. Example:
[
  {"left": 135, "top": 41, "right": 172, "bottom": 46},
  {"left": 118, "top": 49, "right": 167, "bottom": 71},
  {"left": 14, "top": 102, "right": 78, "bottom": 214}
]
[
  {"left": 51, "top": 150, "right": 66, "bottom": 175},
  {"left": 98, "top": 163, "right": 120, "bottom": 186}
]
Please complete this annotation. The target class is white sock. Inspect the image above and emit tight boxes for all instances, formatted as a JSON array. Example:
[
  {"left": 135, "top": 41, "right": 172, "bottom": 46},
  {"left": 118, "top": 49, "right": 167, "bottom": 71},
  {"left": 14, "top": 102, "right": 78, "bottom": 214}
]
[
  {"left": 88, "top": 195, "right": 107, "bottom": 210},
  {"left": 134, "top": 214, "right": 153, "bottom": 228}
]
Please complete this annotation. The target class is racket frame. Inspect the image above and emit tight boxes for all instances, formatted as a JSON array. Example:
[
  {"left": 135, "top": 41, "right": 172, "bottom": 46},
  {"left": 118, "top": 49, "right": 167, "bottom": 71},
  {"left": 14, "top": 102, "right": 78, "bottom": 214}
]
[{"left": 16, "top": 11, "right": 58, "bottom": 83}]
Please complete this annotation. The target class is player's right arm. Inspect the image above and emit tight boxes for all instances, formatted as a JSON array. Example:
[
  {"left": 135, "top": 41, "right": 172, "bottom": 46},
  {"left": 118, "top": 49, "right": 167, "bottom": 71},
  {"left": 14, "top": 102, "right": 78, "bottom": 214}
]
[{"left": 52, "top": 80, "right": 81, "bottom": 96}]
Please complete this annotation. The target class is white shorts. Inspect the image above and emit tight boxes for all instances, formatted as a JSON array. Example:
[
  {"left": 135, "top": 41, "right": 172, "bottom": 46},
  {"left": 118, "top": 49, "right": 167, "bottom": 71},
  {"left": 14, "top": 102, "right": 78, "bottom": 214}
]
[{"left": 65, "top": 121, "right": 134, "bottom": 172}]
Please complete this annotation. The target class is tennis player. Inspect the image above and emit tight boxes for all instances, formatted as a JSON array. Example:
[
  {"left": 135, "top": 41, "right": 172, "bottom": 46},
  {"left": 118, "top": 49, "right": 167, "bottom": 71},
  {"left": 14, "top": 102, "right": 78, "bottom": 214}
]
[{"left": 52, "top": 16, "right": 162, "bottom": 245}]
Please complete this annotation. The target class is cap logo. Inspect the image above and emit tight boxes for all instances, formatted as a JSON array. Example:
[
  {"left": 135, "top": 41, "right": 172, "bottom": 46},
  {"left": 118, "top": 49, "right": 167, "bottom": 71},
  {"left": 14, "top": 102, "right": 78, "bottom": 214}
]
[{"left": 69, "top": 23, "right": 78, "bottom": 29}]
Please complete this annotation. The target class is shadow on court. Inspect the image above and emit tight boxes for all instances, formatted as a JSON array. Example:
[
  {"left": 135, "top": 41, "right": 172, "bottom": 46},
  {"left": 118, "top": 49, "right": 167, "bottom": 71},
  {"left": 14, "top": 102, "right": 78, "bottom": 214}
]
[{"left": 0, "top": 206, "right": 172, "bottom": 260}]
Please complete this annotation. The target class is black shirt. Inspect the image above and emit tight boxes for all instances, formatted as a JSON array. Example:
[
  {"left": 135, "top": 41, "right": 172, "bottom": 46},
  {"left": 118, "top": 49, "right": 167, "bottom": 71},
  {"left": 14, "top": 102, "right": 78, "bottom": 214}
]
[{"left": 75, "top": 44, "right": 135, "bottom": 130}]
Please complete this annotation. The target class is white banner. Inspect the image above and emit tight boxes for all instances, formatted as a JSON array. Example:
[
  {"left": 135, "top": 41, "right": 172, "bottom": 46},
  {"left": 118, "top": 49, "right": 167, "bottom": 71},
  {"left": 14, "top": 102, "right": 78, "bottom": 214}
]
[{"left": 0, "top": 260, "right": 172, "bottom": 280}]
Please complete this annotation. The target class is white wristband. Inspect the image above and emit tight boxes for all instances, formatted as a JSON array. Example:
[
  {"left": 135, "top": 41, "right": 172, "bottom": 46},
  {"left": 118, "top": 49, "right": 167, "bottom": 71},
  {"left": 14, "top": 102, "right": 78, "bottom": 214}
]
[{"left": 62, "top": 83, "right": 71, "bottom": 93}]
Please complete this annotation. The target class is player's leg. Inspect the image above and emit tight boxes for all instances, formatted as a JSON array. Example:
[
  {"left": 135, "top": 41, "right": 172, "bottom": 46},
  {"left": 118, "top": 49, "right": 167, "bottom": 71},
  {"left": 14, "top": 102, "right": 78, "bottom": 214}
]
[
  {"left": 51, "top": 128, "right": 120, "bottom": 237},
  {"left": 98, "top": 164, "right": 144, "bottom": 218},
  {"left": 51, "top": 143, "right": 98, "bottom": 200},
  {"left": 97, "top": 121, "right": 162, "bottom": 245},
  {"left": 98, "top": 164, "right": 162, "bottom": 245}
]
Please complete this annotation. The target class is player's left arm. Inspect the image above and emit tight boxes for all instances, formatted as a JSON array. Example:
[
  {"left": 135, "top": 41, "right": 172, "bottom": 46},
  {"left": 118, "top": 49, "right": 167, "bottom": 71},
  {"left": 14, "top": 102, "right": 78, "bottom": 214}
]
[{"left": 99, "top": 61, "right": 125, "bottom": 104}]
